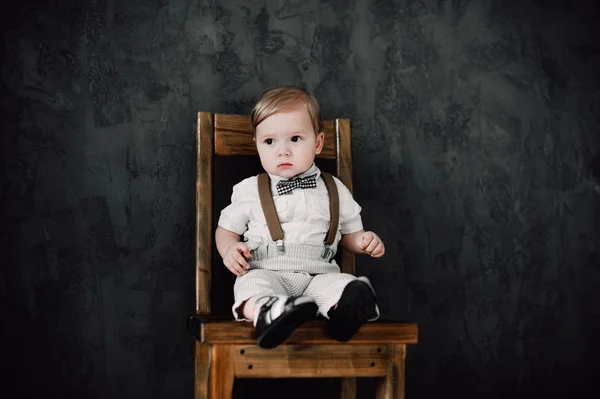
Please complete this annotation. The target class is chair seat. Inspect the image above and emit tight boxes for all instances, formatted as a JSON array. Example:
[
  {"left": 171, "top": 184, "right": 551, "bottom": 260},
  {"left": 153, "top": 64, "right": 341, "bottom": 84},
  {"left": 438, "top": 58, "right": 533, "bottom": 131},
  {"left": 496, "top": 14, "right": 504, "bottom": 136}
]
[{"left": 188, "top": 316, "right": 418, "bottom": 345}]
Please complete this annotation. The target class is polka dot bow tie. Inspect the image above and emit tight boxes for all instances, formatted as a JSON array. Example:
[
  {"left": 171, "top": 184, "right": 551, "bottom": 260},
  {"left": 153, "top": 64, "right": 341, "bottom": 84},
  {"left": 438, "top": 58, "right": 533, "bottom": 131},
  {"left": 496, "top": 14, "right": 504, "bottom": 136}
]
[{"left": 276, "top": 174, "right": 318, "bottom": 195}]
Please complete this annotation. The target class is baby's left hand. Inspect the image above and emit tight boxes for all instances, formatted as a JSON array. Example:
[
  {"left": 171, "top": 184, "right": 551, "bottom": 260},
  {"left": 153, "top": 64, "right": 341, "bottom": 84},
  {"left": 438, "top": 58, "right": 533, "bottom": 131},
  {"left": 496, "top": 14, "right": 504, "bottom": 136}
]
[{"left": 358, "top": 231, "right": 385, "bottom": 258}]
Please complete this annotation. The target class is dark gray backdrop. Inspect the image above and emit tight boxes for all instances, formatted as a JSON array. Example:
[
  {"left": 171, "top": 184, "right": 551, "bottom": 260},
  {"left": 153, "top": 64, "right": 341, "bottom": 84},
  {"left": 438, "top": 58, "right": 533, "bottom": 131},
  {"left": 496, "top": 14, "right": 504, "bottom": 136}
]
[{"left": 2, "top": 0, "right": 599, "bottom": 398}]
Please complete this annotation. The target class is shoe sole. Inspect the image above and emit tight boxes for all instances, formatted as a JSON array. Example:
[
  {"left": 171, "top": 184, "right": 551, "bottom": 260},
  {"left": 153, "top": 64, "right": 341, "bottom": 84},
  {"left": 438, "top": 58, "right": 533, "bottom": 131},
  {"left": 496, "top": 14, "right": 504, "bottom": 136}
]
[
  {"left": 256, "top": 301, "right": 318, "bottom": 349},
  {"left": 327, "top": 281, "right": 376, "bottom": 342}
]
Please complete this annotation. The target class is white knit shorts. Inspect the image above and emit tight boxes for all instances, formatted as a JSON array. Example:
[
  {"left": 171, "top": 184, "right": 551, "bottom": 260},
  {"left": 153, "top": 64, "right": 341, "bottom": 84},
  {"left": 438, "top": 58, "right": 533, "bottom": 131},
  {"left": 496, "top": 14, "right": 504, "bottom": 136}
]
[{"left": 232, "top": 242, "right": 380, "bottom": 321}]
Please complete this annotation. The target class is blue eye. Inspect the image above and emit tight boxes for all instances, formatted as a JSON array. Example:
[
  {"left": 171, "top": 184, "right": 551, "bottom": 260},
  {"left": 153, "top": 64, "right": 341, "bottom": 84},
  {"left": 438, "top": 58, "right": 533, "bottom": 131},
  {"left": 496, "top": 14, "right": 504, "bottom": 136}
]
[{"left": 291, "top": 136, "right": 301, "bottom": 142}]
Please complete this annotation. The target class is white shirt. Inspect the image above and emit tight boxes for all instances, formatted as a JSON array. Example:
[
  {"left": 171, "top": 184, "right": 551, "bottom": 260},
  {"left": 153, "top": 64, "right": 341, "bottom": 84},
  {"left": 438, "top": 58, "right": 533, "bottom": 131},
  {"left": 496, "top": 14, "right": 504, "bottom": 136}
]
[{"left": 218, "top": 164, "right": 363, "bottom": 253}]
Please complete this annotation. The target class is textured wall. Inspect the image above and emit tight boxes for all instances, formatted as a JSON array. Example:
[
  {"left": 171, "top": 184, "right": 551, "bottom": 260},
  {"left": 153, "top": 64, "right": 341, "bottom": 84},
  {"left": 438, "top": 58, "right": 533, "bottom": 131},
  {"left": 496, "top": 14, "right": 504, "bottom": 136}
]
[{"left": 1, "top": 0, "right": 599, "bottom": 398}]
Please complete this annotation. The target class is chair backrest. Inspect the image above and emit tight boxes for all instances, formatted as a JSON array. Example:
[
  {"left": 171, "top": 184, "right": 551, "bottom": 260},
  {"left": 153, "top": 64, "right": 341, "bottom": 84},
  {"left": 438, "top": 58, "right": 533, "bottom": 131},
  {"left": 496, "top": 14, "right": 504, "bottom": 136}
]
[{"left": 195, "top": 112, "right": 355, "bottom": 316}]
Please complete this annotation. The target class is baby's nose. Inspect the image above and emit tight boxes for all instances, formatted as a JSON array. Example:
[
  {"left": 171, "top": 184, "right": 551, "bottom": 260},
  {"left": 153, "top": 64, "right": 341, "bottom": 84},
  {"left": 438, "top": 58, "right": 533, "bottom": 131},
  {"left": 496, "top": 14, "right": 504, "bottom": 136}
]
[{"left": 278, "top": 145, "right": 291, "bottom": 155}]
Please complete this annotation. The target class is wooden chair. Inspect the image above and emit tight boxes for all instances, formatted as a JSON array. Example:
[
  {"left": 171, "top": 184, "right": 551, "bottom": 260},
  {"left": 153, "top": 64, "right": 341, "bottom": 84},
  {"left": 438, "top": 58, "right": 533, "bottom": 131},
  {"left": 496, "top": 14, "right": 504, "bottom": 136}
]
[{"left": 187, "top": 112, "right": 419, "bottom": 399}]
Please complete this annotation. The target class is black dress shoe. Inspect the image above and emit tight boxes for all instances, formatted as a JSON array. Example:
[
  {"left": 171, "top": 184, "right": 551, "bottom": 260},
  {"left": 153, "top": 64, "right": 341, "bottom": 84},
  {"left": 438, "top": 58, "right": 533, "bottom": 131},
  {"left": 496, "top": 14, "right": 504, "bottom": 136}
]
[
  {"left": 254, "top": 295, "right": 318, "bottom": 349},
  {"left": 326, "top": 278, "right": 377, "bottom": 342}
]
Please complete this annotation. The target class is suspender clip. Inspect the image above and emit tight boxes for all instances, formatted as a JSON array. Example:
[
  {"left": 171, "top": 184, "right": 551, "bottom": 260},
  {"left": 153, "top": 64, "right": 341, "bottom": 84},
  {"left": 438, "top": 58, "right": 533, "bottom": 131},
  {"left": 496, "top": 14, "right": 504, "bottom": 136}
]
[
  {"left": 321, "top": 245, "right": 333, "bottom": 260},
  {"left": 275, "top": 239, "right": 285, "bottom": 254}
]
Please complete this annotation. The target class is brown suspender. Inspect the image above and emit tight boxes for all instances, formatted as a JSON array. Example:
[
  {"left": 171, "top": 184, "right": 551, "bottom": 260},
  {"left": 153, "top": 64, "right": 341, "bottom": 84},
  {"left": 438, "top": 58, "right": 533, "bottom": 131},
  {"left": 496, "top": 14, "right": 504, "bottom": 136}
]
[
  {"left": 257, "top": 172, "right": 339, "bottom": 250},
  {"left": 257, "top": 173, "right": 285, "bottom": 242},
  {"left": 321, "top": 172, "right": 339, "bottom": 246}
]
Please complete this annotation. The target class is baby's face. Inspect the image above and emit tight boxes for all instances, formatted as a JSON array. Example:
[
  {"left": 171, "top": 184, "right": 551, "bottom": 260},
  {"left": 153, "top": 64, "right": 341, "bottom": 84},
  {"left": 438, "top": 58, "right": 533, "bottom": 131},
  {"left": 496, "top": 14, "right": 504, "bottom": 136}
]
[{"left": 255, "top": 104, "right": 324, "bottom": 179}]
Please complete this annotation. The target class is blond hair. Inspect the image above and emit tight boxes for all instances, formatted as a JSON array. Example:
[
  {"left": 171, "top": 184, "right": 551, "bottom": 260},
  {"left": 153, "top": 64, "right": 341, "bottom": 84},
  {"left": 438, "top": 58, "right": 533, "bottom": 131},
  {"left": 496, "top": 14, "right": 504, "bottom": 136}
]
[{"left": 251, "top": 86, "right": 323, "bottom": 135}]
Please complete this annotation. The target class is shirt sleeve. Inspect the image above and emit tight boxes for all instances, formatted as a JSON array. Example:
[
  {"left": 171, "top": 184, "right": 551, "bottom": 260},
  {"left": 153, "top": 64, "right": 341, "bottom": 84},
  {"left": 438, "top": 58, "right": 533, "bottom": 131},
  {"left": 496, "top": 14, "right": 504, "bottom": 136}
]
[
  {"left": 217, "top": 178, "right": 254, "bottom": 235},
  {"left": 334, "top": 177, "right": 364, "bottom": 234}
]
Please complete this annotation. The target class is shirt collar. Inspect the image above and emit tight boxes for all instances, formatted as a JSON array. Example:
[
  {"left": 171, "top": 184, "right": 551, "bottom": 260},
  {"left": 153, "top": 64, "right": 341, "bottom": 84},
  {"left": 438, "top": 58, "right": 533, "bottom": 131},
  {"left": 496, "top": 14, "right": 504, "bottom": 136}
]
[{"left": 268, "top": 163, "right": 321, "bottom": 191}]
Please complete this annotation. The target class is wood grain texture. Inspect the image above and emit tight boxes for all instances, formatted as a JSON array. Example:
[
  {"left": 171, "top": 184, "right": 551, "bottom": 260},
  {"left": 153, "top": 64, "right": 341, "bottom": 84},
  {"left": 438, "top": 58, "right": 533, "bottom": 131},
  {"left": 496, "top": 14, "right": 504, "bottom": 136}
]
[
  {"left": 210, "top": 344, "right": 234, "bottom": 399},
  {"left": 194, "top": 342, "right": 209, "bottom": 399},
  {"left": 192, "top": 319, "right": 418, "bottom": 345},
  {"left": 336, "top": 119, "right": 356, "bottom": 275},
  {"left": 214, "top": 114, "right": 337, "bottom": 158},
  {"left": 196, "top": 112, "right": 213, "bottom": 315},
  {"left": 233, "top": 344, "right": 386, "bottom": 378},
  {"left": 375, "top": 344, "right": 406, "bottom": 399},
  {"left": 340, "top": 377, "right": 357, "bottom": 399}
]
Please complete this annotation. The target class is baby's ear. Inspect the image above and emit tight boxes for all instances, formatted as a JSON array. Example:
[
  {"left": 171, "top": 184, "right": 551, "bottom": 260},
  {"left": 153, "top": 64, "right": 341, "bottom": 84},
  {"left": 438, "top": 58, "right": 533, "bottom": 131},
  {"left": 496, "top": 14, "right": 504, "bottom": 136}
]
[{"left": 315, "top": 131, "right": 325, "bottom": 154}]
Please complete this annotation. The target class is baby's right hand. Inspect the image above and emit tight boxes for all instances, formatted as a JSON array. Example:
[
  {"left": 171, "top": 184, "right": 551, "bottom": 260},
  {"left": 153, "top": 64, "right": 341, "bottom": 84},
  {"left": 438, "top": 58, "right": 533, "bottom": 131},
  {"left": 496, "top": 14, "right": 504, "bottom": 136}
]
[{"left": 223, "top": 242, "right": 252, "bottom": 276}]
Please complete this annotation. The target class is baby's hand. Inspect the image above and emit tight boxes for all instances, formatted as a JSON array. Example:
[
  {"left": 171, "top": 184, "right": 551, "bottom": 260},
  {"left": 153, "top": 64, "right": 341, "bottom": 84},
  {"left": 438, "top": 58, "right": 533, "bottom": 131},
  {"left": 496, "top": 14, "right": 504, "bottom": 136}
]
[
  {"left": 223, "top": 242, "right": 252, "bottom": 276},
  {"left": 358, "top": 231, "right": 385, "bottom": 258}
]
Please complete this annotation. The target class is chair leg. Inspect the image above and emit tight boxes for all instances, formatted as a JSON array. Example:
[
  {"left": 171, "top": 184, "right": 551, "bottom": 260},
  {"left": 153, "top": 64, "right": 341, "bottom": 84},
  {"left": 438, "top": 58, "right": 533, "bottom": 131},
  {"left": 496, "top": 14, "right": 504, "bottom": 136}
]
[
  {"left": 194, "top": 342, "right": 209, "bottom": 399},
  {"left": 340, "top": 377, "right": 357, "bottom": 399},
  {"left": 210, "top": 344, "right": 235, "bottom": 399},
  {"left": 375, "top": 344, "right": 406, "bottom": 399}
]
